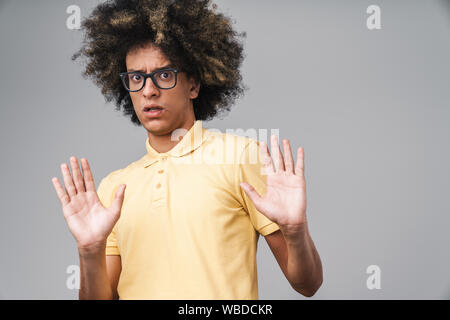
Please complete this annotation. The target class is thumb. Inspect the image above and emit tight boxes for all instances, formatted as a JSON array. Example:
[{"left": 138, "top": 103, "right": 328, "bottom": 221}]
[
  {"left": 240, "top": 182, "right": 262, "bottom": 207},
  {"left": 110, "top": 184, "right": 126, "bottom": 215}
]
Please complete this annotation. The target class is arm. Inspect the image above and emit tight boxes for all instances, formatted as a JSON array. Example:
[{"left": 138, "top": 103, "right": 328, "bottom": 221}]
[
  {"left": 240, "top": 136, "right": 323, "bottom": 297},
  {"left": 51, "top": 157, "right": 126, "bottom": 300},
  {"left": 78, "top": 243, "right": 122, "bottom": 300},
  {"left": 106, "top": 255, "right": 122, "bottom": 300},
  {"left": 265, "top": 227, "right": 322, "bottom": 297}
]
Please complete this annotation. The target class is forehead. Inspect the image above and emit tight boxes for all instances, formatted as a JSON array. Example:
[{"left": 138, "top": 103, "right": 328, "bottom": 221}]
[{"left": 125, "top": 43, "right": 171, "bottom": 71}]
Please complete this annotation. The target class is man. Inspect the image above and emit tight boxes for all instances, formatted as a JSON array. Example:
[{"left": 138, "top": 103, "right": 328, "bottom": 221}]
[{"left": 52, "top": 0, "right": 322, "bottom": 299}]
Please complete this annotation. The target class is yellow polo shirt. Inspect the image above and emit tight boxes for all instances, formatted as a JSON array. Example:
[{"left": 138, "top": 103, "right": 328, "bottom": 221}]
[{"left": 97, "top": 120, "right": 280, "bottom": 299}]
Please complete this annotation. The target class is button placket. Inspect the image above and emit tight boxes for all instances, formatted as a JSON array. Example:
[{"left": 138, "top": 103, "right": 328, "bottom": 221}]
[{"left": 151, "top": 156, "right": 168, "bottom": 206}]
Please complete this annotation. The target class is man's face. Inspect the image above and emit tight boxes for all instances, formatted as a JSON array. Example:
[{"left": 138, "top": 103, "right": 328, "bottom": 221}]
[{"left": 125, "top": 43, "right": 200, "bottom": 136}]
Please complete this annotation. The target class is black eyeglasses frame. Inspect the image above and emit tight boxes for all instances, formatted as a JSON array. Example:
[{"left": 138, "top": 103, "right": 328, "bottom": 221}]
[{"left": 119, "top": 68, "right": 180, "bottom": 92}]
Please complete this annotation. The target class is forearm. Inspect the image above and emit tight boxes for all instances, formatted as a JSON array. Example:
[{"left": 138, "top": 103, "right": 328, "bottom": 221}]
[
  {"left": 281, "top": 223, "right": 323, "bottom": 297},
  {"left": 78, "top": 242, "right": 115, "bottom": 300}
]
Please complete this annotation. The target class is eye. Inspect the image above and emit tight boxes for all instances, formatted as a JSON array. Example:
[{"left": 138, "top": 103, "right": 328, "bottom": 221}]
[
  {"left": 131, "top": 74, "right": 142, "bottom": 82},
  {"left": 159, "top": 71, "right": 173, "bottom": 81}
]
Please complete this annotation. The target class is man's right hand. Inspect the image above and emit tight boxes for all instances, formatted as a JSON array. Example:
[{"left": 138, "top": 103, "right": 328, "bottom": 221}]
[{"left": 51, "top": 157, "right": 126, "bottom": 252}]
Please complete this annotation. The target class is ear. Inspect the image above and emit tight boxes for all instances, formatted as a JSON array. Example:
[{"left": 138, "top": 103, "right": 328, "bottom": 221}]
[{"left": 188, "top": 76, "right": 201, "bottom": 100}]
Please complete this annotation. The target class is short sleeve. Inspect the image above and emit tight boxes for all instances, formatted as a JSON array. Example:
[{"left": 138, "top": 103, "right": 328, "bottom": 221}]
[
  {"left": 236, "top": 139, "right": 280, "bottom": 236},
  {"left": 96, "top": 176, "right": 121, "bottom": 256}
]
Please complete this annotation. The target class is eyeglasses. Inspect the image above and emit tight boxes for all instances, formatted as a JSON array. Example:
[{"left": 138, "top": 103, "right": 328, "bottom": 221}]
[{"left": 119, "top": 68, "right": 179, "bottom": 92}]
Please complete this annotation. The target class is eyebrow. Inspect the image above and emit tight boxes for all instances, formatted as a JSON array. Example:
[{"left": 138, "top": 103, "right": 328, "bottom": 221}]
[{"left": 127, "top": 63, "right": 176, "bottom": 73}]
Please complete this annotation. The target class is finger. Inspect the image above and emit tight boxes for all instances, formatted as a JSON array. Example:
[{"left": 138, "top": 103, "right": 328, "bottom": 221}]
[
  {"left": 61, "top": 162, "right": 77, "bottom": 197},
  {"left": 240, "top": 182, "right": 262, "bottom": 208},
  {"left": 282, "top": 139, "right": 295, "bottom": 174},
  {"left": 271, "top": 135, "right": 285, "bottom": 172},
  {"left": 70, "top": 156, "right": 86, "bottom": 193},
  {"left": 51, "top": 177, "right": 70, "bottom": 207},
  {"left": 259, "top": 141, "right": 275, "bottom": 175},
  {"left": 295, "top": 147, "right": 305, "bottom": 177},
  {"left": 109, "top": 184, "right": 126, "bottom": 216},
  {"left": 81, "top": 158, "right": 96, "bottom": 192}
]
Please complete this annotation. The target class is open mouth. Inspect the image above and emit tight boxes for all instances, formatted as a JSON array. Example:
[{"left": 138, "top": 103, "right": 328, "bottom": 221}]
[
  {"left": 144, "top": 106, "right": 164, "bottom": 112},
  {"left": 143, "top": 106, "right": 164, "bottom": 118}
]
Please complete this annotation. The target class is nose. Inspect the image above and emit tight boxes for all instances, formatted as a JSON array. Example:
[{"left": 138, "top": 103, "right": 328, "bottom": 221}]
[{"left": 142, "top": 76, "right": 160, "bottom": 98}]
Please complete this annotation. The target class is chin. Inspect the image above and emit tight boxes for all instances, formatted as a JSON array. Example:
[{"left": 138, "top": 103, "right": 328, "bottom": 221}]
[{"left": 143, "top": 119, "right": 172, "bottom": 136}]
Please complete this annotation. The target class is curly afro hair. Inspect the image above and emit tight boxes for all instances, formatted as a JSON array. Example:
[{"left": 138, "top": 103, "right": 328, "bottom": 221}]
[{"left": 73, "top": 0, "right": 247, "bottom": 126}]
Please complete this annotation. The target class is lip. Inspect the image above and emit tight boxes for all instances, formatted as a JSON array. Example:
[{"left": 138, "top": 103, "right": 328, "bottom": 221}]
[
  {"left": 143, "top": 104, "right": 164, "bottom": 112},
  {"left": 143, "top": 104, "right": 165, "bottom": 118}
]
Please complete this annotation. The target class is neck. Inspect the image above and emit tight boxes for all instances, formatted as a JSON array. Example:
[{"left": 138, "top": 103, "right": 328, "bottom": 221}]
[{"left": 147, "top": 115, "right": 196, "bottom": 154}]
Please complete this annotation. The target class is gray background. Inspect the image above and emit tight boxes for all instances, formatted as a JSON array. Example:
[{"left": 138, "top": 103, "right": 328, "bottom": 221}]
[{"left": 0, "top": 0, "right": 449, "bottom": 299}]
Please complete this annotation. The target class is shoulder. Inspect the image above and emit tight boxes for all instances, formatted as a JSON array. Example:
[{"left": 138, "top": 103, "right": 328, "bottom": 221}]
[
  {"left": 203, "top": 128, "right": 261, "bottom": 164},
  {"left": 98, "top": 156, "right": 145, "bottom": 187}
]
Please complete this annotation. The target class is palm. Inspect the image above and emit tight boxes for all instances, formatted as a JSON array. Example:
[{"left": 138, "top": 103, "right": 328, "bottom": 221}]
[
  {"left": 261, "top": 173, "right": 306, "bottom": 226},
  {"left": 240, "top": 136, "right": 307, "bottom": 228},
  {"left": 63, "top": 190, "right": 117, "bottom": 246}
]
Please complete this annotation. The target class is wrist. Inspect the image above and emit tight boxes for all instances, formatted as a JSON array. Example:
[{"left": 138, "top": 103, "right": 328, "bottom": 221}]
[
  {"left": 77, "top": 240, "right": 107, "bottom": 257},
  {"left": 279, "top": 223, "right": 309, "bottom": 244}
]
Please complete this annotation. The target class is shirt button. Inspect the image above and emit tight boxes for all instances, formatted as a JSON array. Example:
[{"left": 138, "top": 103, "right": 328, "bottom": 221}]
[
  {"left": 161, "top": 156, "right": 167, "bottom": 161},
  {"left": 156, "top": 183, "right": 162, "bottom": 189},
  {"left": 158, "top": 169, "right": 164, "bottom": 174}
]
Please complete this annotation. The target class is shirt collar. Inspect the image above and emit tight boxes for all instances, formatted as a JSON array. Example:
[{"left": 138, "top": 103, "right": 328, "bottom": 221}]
[{"left": 142, "top": 120, "right": 208, "bottom": 168}]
